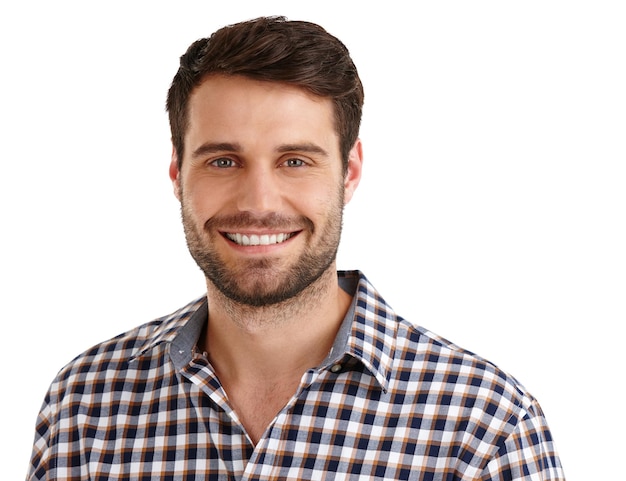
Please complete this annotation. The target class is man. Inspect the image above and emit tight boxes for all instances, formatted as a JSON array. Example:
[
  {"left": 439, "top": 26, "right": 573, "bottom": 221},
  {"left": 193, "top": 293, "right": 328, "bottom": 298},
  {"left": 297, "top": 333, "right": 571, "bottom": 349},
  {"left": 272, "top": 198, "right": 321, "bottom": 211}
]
[{"left": 27, "top": 16, "right": 565, "bottom": 480}]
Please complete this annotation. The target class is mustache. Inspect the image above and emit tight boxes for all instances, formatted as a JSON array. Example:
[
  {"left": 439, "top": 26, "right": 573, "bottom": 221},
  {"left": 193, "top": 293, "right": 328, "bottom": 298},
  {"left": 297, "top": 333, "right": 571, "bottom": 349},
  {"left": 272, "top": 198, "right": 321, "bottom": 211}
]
[{"left": 204, "top": 212, "right": 314, "bottom": 233}]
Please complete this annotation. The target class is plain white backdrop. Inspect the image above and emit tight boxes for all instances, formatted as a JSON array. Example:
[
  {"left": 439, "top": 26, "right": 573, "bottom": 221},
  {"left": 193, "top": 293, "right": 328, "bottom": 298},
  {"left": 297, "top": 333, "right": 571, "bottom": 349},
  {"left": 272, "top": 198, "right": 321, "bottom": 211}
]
[{"left": 2, "top": 1, "right": 624, "bottom": 479}]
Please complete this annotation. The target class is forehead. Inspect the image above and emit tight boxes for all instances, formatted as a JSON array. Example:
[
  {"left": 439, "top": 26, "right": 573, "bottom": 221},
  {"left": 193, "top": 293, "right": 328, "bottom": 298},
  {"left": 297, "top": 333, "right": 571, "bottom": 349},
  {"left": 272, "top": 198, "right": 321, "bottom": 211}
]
[{"left": 184, "top": 75, "right": 338, "bottom": 147}]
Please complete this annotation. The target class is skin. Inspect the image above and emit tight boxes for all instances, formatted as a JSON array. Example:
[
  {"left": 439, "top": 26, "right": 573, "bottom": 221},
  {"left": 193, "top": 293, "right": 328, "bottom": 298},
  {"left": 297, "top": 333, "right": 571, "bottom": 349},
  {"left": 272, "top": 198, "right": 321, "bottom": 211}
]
[{"left": 169, "top": 74, "right": 363, "bottom": 444}]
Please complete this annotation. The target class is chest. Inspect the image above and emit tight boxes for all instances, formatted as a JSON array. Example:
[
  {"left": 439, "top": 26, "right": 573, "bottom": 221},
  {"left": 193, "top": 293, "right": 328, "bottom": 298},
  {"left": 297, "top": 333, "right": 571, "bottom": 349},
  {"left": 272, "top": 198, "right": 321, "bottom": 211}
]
[
  {"left": 49, "top": 362, "right": 508, "bottom": 480},
  {"left": 225, "top": 379, "right": 301, "bottom": 445}
]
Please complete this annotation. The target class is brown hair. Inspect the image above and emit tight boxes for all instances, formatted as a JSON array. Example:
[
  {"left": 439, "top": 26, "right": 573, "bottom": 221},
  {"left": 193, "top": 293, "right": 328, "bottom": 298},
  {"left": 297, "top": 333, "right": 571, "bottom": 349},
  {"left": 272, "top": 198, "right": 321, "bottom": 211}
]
[{"left": 166, "top": 16, "right": 364, "bottom": 173}]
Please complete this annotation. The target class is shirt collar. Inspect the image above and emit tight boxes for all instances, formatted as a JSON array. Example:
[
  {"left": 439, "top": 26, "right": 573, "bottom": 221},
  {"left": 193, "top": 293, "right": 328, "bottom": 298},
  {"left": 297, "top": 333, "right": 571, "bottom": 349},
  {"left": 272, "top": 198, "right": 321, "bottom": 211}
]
[
  {"left": 335, "top": 270, "right": 398, "bottom": 392},
  {"left": 129, "top": 296, "right": 207, "bottom": 364},
  {"left": 130, "top": 271, "right": 399, "bottom": 392}
]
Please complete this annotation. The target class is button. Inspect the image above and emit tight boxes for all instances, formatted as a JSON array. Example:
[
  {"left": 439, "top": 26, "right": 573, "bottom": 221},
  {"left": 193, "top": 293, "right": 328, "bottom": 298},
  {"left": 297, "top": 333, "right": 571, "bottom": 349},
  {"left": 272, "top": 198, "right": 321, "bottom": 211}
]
[{"left": 330, "top": 363, "right": 342, "bottom": 373}]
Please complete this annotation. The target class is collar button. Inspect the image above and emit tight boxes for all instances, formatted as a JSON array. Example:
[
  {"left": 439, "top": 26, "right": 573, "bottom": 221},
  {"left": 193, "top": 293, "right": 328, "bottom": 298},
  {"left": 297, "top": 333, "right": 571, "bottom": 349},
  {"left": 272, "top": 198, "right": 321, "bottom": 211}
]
[{"left": 330, "top": 363, "right": 343, "bottom": 373}]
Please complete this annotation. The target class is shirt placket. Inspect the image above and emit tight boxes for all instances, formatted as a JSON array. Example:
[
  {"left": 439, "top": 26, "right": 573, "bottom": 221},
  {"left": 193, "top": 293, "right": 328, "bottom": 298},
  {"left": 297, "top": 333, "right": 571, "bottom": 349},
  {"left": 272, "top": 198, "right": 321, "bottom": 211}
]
[
  {"left": 181, "top": 356, "right": 255, "bottom": 479},
  {"left": 240, "top": 367, "right": 327, "bottom": 480}
]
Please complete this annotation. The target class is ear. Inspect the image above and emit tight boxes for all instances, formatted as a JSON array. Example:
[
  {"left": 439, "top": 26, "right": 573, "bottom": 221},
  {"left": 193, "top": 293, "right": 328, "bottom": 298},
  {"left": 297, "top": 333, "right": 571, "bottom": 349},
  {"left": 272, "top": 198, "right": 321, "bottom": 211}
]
[
  {"left": 169, "top": 146, "right": 182, "bottom": 201},
  {"left": 343, "top": 139, "right": 363, "bottom": 205}
]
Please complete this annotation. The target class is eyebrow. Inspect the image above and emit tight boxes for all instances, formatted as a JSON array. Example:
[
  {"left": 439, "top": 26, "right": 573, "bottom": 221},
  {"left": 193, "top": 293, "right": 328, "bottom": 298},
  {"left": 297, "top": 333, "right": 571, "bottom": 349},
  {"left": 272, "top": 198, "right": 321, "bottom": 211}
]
[
  {"left": 277, "top": 143, "right": 329, "bottom": 157},
  {"left": 191, "top": 141, "right": 329, "bottom": 159},
  {"left": 191, "top": 142, "right": 242, "bottom": 159}
]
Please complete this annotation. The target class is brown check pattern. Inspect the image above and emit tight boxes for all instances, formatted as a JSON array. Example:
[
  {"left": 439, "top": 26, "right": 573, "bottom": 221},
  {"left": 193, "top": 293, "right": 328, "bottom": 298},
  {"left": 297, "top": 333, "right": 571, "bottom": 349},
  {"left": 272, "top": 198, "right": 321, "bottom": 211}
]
[{"left": 27, "top": 271, "right": 565, "bottom": 480}]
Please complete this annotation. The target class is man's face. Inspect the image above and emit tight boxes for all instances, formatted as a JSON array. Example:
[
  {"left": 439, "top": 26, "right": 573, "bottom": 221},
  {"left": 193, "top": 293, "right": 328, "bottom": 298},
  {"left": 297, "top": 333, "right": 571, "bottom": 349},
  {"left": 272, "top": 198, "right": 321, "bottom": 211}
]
[{"left": 170, "top": 75, "right": 362, "bottom": 306}]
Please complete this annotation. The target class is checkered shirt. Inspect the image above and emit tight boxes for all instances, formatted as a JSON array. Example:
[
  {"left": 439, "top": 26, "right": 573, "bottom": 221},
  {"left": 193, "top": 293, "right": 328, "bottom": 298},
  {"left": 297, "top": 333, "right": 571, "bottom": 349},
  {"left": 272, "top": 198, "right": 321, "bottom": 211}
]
[{"left": 27, "top": 270, "right": 565, "bottom": 480}]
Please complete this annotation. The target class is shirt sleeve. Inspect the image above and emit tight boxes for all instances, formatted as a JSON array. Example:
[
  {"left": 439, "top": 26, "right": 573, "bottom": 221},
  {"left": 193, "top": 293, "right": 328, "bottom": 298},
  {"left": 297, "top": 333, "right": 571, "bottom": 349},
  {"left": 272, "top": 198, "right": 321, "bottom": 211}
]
[
  {"left": 26, "top": 391, "right": 55, "bottom": 481},
  {"left": 481, "top": 399, "right": 566, "bottom": 480}
]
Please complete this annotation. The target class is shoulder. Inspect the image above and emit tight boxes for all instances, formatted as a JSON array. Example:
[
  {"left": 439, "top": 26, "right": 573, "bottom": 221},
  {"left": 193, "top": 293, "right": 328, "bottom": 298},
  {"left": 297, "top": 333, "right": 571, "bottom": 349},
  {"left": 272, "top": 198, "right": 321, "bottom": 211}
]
[
  {"left": 400, "top": 321, "right": 564, "bottom": 478},
  {"left": 394, "top": 317, "right": 542, "bottom": 428},
  {"left": 48, "top": 296, "right": 206, "bottom": 398}
]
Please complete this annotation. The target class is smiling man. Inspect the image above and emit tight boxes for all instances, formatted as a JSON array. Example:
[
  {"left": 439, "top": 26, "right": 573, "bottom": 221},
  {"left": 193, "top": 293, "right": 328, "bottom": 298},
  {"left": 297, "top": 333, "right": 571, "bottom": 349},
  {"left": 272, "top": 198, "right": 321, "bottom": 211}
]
[
  {"left": 172, "top": 74, "right": 360, "bottom": 444},
  {"left": 176, "top": 75, "right": 357, "bottom": 315},
  {"left": 27, "top": 16, "right": 565, "bottom": 480}
]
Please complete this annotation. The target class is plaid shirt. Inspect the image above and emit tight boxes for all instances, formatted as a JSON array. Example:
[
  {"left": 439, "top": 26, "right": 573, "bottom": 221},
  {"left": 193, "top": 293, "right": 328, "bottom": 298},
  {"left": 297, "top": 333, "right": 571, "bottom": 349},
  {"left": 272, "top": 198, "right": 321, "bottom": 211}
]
[{"left": 28, "top": 271, "right": 565, "bottom": 480}]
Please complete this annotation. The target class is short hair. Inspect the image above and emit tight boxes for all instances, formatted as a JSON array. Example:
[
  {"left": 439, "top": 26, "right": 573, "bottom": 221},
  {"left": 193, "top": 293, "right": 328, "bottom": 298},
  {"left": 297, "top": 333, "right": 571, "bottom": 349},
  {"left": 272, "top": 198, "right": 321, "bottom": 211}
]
[{"left": 166, "top": 16, "right": 364, "bottom": 173}]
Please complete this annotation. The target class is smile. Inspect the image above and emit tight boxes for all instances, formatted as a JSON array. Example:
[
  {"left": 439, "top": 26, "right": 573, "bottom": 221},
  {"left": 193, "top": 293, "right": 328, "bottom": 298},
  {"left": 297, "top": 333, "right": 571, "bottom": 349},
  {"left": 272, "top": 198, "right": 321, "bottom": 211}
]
[{"left": 224, "top": 232, "right": 297, "bottom": 246}]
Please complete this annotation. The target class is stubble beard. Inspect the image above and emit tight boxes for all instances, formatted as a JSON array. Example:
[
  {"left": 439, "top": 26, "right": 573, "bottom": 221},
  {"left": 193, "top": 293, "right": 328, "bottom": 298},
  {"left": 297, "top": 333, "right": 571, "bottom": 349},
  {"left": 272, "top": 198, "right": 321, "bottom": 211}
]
[{"left": 180, "top": 185, "right": 345, "bottom": 316}]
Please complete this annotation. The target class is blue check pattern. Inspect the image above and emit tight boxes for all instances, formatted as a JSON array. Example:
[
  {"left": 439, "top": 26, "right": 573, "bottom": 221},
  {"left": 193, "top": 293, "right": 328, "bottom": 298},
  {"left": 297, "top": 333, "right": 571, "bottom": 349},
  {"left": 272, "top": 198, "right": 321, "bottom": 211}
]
[{"left": 27, "top": 271, "right": 565, "bottom": 480}]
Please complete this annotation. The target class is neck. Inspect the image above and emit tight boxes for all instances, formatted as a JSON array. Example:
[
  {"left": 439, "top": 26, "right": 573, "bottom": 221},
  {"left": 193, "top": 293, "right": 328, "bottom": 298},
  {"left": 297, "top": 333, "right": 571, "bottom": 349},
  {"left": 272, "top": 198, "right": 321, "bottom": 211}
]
[{"left": 203, "top": 266, "right": 351, "bottom": 380}]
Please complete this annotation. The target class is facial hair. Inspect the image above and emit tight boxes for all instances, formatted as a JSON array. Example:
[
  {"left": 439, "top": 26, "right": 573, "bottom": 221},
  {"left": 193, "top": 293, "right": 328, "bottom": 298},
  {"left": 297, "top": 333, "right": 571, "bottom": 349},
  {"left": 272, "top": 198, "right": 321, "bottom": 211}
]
[{"left": 180, "top": 184, "right": 345, "bottom": 308}]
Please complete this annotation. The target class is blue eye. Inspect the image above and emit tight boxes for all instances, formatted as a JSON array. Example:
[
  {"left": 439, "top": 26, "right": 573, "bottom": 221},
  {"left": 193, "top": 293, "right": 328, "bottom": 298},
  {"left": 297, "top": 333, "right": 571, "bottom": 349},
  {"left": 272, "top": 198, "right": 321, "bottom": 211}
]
[
  {"left": 285, "top": 158, "right": 305, "bottom": 167},
  {"left": 211, "top": 158, "right": 235, "bottom": 168}
]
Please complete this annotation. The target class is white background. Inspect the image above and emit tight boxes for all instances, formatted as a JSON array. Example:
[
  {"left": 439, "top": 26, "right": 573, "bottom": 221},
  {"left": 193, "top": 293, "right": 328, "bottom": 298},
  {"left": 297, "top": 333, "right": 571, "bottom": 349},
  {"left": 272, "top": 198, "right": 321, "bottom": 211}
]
[{"left": 1, "top": 1, "right": 624, "bottom": 479}]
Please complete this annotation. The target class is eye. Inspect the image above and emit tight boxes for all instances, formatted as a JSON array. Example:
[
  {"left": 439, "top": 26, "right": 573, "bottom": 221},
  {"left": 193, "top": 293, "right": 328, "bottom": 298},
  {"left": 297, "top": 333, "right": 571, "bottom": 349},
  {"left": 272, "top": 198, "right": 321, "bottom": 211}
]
[
  {"left": 284, "top": 158, "right": 305, "bottom": 167},
  {"left": 210, "top": 157, "right": 236, "bottom": 168}
]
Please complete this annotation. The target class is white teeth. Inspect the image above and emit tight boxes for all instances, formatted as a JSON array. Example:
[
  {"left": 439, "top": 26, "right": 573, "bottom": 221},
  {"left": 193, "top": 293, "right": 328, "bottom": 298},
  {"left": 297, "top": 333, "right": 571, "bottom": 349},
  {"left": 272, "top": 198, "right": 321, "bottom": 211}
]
[{"left": 226, "top": 232, "right": 292, "bottom": 246}]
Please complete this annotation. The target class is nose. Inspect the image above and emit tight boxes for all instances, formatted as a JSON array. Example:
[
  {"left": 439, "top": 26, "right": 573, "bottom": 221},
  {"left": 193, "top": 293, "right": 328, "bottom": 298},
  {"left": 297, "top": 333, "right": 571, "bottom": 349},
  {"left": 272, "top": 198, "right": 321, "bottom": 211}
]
[{"left": 236, "top": 166, "right": 282, "bottom": 214}]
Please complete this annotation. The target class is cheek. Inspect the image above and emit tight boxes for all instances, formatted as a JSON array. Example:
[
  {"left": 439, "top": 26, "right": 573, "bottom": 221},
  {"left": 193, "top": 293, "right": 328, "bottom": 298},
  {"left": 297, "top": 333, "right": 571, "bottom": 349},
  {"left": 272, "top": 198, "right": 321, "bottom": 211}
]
[
  {"left": 180, "top": 190, "right": 213, "bottom": 228},
  {"left": 295, "top": 184, "right": 331, "bottom": 209},
  {"left": 307, "top": 184, "right": 345, "bottom": 220},
  {"left": 182, "top": 177, "right": 226, "bottom": 214}
]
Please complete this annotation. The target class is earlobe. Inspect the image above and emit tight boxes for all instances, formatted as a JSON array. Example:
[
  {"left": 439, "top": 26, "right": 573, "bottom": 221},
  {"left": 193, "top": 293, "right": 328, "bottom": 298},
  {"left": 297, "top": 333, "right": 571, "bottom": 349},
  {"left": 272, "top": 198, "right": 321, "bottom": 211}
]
[
  {"left": 343, "top": 139, "right": 363, "bottom": 205},
  {"left": 169, "top": 147, "right": 182, "bottom": 201}
]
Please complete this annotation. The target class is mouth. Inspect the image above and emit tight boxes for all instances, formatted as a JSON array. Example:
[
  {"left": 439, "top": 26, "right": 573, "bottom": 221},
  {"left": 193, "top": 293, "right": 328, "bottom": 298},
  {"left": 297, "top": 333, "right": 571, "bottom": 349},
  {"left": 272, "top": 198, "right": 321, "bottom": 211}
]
[{"left": 223, "top": 232, "right": 299, "bottom": 246}]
